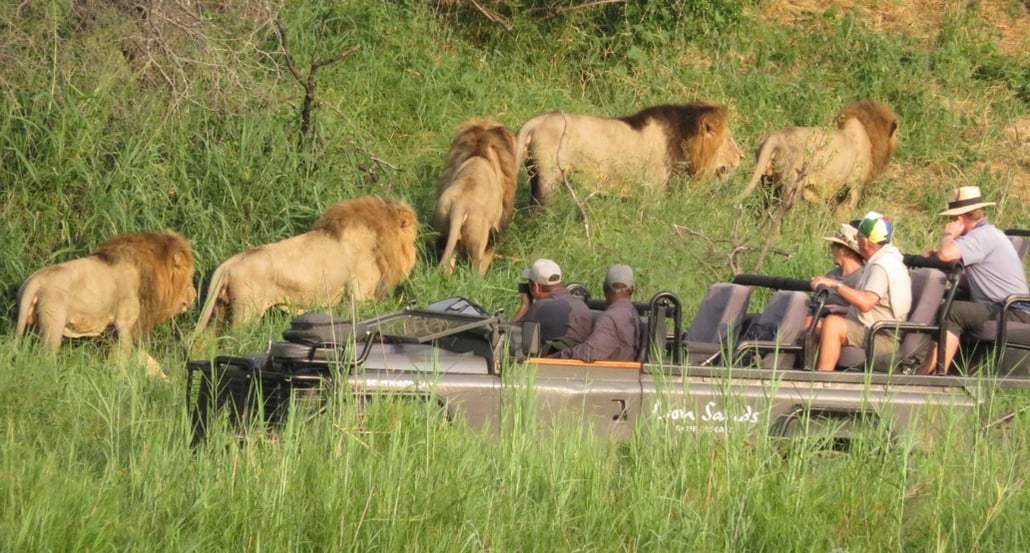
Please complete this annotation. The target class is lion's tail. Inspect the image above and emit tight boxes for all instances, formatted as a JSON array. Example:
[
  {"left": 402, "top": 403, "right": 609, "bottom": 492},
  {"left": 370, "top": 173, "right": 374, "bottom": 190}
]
[
  {"left": 437, "top": 202, "right": 466, "bottom": 273},
  {"left": 513, "top": 117, "right": 540, "bottom": 181},
  {"left": 190, "top": 258, "right": 232, "bottom": 340},
  {"left": 15, "top": 276, "right": 41, "bottom": 343},
  {"left": 737, "top": 134, "right": 775, "bottom": 202}
]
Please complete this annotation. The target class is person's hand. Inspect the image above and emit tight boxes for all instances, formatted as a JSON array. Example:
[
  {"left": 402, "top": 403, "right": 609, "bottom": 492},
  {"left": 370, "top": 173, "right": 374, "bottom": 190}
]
[
  {"left": 519, "top": 290, "right": 532, "bottom": 310},
  {"left": 809, "top": 276, "right": 838, "bottom": 291},
  {"left": 512, "top": 283, "right": 533, "bottom": 322},
  {"left": 943, "top": 220, "right": 964, "bottom": 238}
]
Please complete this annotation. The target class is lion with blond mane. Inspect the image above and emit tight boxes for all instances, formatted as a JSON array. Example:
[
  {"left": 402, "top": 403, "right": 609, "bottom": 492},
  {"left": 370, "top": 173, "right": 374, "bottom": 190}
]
[
  {"left": 16, "top": 230, "right": 197, "bottom": 369},
  {"left": 515, "top": 102, "right": 743, "bottom": 205},
  {"left": 193, "top": 195, "right": 418, "bottom": 335},
  {"left": 737, "top": 100, "right": 899, "bottom": 212},
  {"left": 433, "top": 118, "right": 517, "bottom": 277}
]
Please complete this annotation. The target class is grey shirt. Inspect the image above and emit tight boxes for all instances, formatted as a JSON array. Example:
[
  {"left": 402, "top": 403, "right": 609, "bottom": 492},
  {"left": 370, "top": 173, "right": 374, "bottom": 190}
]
[
  {"left": 823, "top": 266, "right": 866, "bottom": 309},
  {"left": 558, "top": 298, "right": 641, "bottom": 362},
  {"left": 955, "top": 221, "right": 1029, "bottom": 304},
  {"left": 521, "top": 287, "right": 593, "bottom": 347}
]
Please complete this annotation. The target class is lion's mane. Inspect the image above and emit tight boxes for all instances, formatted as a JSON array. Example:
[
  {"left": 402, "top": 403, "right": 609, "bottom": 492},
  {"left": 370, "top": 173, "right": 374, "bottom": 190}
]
[
  {"left": 311, "top": 195, "right": 419, "bottom": 287},
  {"left": 835, "top": 100, "right": 899, "bottom": 184},
  {"left": 92, "top": 230, "right": 197, "bottom": 335},
  {"left": 619, "top": 103, "right": 737, "bottom": 180}
]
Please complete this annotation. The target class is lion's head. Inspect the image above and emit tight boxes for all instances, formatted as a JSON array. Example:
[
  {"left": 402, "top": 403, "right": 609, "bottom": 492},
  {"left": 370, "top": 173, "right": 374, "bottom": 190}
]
[
  {"left": 836, "top": 100, "right": 899, "bottom": 184},
  {"left": 621, "top": 103, "right": 744, "bottom": 181},
  {"left": 312, "top": 195, "right": 418, "bottom": 287},
  {"left": 93, "top": 230, "right": 197, "bottom": 335}
]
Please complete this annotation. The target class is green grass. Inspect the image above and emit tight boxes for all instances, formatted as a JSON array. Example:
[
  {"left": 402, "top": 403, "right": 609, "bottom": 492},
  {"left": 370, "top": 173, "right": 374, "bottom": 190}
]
[{"left": 2, "top": 0, "right": 1030, "bottom": 549}]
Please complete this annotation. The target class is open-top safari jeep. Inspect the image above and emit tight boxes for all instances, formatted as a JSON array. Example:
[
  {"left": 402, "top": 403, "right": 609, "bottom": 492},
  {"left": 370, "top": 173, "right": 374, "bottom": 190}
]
[{"left": 186, "top": 250, "right": 1030, "bottom": 447}]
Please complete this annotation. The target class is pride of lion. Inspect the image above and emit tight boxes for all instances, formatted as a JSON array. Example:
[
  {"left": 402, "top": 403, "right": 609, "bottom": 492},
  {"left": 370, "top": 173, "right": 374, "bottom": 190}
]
[
  {"left": 737, "top": 100, "right": 899, "bottom": 212},
  {"left": 11, "top": 99, "right": 903, "bottom": 373}
]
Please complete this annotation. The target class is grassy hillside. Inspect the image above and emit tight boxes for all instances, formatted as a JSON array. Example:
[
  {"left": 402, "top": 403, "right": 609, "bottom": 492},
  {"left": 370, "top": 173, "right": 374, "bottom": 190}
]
[{"left": 2, "top": 0, "right": 1030, "bottom": 549}]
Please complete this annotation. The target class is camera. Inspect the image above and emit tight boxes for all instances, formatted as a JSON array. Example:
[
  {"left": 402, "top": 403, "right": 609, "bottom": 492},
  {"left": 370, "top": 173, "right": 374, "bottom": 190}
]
[{"left": 518, "top": 282, "right": 531, "bottom": 296}]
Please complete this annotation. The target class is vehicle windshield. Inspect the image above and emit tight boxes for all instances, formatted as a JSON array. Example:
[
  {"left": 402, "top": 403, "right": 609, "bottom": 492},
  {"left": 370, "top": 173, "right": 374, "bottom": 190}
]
[{"left": 364, "top": 311, "right": 494, "bottom": 343}]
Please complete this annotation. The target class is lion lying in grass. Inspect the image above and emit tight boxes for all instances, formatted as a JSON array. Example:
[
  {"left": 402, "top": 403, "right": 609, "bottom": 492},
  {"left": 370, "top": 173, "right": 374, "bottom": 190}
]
[
  {"left": 193, "top": 195, "right": 418, "bottom": 335},
  {"left": 515, "top": 102, "right": 743, "bottom": 205},
  {"left": 737, "top": 100, "right": 899, "bottom": 212},
  {"left": 433, "top": 118, "right": 517, "bottom": 277},
  {"left": 16, "top": 230, "right": 197, "bottom": 373}
]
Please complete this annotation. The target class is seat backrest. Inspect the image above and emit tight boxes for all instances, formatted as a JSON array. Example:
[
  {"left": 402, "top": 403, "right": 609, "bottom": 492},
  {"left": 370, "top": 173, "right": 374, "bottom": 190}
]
[
  {"left": 895, "top": 268, "right": 947, "bottom": 356},
  {"left": 1009, "top": 235, "right": 1028, "bottom": 262},
  {"left": 636, "top": 320, "right": 649, "bottom": 363},
  {"left": 837, "top": 268, "right": 947, "bottom": 370},
  {"left": 756, "top": 290, "right": 811, "bottom": 368},
  {"left": 683, "top": 283, "right": 752, "bottom": 345}
]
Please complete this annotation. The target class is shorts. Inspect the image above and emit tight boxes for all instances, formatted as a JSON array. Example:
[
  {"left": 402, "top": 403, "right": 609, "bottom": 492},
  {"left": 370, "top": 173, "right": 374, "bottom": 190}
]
[
  {"left": 844, "top": 318, "right": 897, "bottom": 355},
  {"left": 945, "top": 301, "right": 1030, "bottom": 337}
]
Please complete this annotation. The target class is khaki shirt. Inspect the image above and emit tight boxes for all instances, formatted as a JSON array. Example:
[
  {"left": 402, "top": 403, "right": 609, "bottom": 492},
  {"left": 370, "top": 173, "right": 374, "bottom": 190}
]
[{"left": 847, "top": 244, "right": 911, "bottom": 327}]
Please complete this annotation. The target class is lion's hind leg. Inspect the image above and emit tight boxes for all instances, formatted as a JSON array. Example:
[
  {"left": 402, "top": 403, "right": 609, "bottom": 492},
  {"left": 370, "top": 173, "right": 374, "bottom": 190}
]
[
  {"left": 35, "top": 305, "right": 68, "bottom": 351},
  {"left": 461, "top": 215, "right": 497, "bottom": 277}
]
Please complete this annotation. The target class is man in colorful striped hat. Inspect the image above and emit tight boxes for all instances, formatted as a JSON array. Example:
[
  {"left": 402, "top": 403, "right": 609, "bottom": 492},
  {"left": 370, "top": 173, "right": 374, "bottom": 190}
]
[
  {"left": 917, "top": 186, "right": 1030, "bottom": 375},
  {"left": 810, "top": 211, "right": 912, "bottom": 371}
]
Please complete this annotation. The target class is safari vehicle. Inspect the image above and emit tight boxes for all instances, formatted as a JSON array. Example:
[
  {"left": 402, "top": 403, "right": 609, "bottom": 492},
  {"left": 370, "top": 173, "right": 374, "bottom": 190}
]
[{"left": 185, "top": 252, "right": 1030, "bottom": 446}]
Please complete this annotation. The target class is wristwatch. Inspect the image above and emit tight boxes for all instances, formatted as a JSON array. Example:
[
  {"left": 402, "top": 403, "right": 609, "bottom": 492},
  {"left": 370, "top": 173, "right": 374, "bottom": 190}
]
[{"left": 835, "top": 280, "right": 844, "bottom": 290}]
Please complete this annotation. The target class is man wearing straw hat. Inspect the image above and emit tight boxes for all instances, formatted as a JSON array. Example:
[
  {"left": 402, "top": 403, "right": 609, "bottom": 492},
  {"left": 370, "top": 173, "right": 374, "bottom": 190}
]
[{"left": 917, "top": 186, "right": 1030, "bottom": 375}]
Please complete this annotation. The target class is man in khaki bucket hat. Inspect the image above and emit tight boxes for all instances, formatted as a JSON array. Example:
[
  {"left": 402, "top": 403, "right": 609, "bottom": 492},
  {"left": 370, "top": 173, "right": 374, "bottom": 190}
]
[{"left": 917, "top": 186, "right": 1030, "bottom": 374}]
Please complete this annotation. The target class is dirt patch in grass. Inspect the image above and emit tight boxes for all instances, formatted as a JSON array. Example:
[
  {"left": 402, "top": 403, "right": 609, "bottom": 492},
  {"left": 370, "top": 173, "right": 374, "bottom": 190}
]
[
  {"left": 754, "top": 0, "right": 1030, "bottom": 57},
  {"left": 989, "top": 117, "right": 1030, "bottom": 199}
]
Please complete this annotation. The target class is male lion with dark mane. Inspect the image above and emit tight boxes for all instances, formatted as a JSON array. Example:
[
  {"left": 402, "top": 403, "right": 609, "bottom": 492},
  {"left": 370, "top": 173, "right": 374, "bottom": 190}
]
[
  {"left": 16, "top": 230, "right": 197, "bottom": 372},
  {"left": 193, "top": 195, "right": 418, "bottom": 335},
  {"left": 433, "top": 118, "right": 517, "bottom": 277},
  {"left": 737, "top": 100, "right": 899, "bottom": 212},
  {"left": 515, "top": 102, "right": 744, "bottom": 205}
]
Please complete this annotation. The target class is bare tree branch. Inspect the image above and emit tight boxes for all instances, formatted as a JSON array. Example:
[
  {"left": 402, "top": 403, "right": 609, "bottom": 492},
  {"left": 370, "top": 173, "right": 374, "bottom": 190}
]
[
  {"left": 544, "top": 0, "right": 626, "bottom": 19},
  {"left": 274, "top": 16, "right": 359, "bottom": 147},
  {"left": 469, "top": 0, "right": 513, "bottom": 31}
]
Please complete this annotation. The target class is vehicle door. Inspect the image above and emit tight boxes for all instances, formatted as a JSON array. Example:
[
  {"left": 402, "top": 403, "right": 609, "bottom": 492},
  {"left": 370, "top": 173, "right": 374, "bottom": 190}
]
[{"left": 506, "top": 358, "right": 644, "bottom": 442}]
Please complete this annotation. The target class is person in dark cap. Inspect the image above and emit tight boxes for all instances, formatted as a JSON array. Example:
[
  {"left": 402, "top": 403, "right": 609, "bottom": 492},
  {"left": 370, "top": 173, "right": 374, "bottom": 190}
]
[
  {"left": 809, "top": 211, "right": 911, "bottom": 371},
  {"left": 513, "top": 258, "right": 592, "bottom": 353},
  {"left": 557, "top": 264, "right": 642, "bottom": 362},
  {"left": 917, "top": 186, "right": 1030, "bottom": 375}
]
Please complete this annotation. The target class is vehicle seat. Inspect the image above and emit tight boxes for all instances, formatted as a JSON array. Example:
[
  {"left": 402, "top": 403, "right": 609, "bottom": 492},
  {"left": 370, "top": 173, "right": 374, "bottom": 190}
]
[
  {"left": 1008, "top": 235, "right": 1028, "bottom": 261},
  {"left": 636, "top": 320, "right": 649, "bottom": 363},
  {"left": 971, "top": 294, "right": 1030, "bottom": 377},
  {"left": 681, "top": 283, "right": 752, "bottom": 366},
  {"left": 837, "top": 268, "right": 947, "bottom": 372},
  {"left": 735, "top": 290, "right": 810, "bottom": 369}
]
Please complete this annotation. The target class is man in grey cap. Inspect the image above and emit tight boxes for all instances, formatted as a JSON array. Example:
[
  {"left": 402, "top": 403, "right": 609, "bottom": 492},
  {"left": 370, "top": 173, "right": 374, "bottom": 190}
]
[
  {"left": 513, "top": 258, "right": 592, "bottom": 353},
  {"left": 557, "top": 264, "right": 642, "bottom": 362},
  {"left": 917, "top": 186, "right": 1030, "bottom": 375}
]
